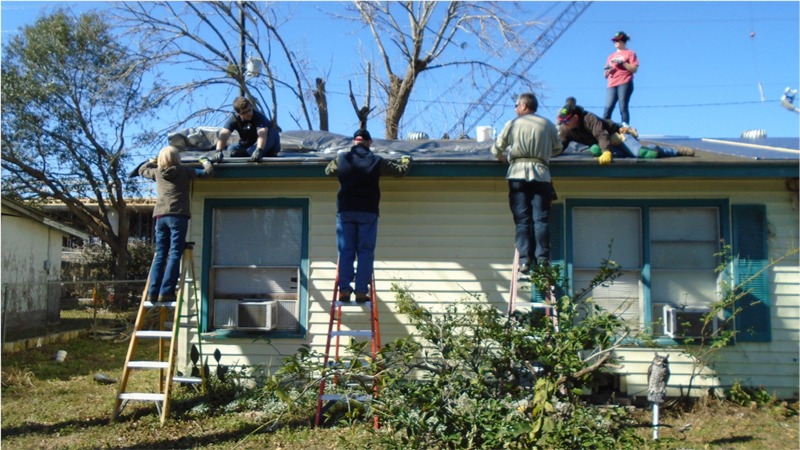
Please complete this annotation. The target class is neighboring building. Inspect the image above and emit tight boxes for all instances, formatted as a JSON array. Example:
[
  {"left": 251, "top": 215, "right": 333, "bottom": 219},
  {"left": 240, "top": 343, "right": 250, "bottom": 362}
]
[
  {"left": 1, "top": 197, "right": 89, "bottom": 339},
  {"left": 41, "top": 198, "right": 157, "bottom": 243},
  {"left": 174, "top": 132, "right": 799, "bottom": 399}
]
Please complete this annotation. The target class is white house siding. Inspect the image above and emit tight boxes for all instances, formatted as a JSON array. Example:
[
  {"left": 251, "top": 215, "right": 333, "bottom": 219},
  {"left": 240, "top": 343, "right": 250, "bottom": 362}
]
[
  {"left": 182, "top": 176, "right": 798, "bottom": 398},
  {"left": 1, "top": 213, "right": 64, "bottom": 334}
]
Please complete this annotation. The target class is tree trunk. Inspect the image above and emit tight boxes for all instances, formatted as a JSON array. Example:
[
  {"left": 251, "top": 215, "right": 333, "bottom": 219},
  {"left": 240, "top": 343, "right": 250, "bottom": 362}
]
[
  {"left": 384, "top": 68, "right": 417, "bottom": 140},
  {"left": 314, "top": 78, "right": 329, "bottom": 131},
  {"left": 111, "top": 207, "right": 131, "bottom": 309}
]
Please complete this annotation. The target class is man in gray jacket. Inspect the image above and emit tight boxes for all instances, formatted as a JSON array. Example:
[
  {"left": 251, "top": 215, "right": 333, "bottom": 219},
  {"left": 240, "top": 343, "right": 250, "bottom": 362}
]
[{"left": 491, "top": 93, "right": 562, "bottom": 274}]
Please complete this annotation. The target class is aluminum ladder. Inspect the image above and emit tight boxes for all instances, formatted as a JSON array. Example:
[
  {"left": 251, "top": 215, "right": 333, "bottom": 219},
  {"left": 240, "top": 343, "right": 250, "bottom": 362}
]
[
  {"left": 315, "top": 261, "right": 381, "bottom": 428},
  {"left": 111, "top": 242, "right": 205, "bottom": 425}
]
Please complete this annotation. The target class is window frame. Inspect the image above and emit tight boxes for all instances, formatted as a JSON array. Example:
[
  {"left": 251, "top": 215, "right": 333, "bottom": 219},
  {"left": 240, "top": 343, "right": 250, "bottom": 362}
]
[
  {"left": 200, "top": 198, "right": 310, "bottom": 339},
  {"left": 564, "top": 198, "right": 731, "bottom": 344}
]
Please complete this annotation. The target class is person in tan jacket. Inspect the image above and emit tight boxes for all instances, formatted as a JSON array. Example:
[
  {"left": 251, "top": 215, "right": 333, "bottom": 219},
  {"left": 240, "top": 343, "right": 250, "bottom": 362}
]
[{"left": 491, "top": 92, "right": 562, "bottom": 275}]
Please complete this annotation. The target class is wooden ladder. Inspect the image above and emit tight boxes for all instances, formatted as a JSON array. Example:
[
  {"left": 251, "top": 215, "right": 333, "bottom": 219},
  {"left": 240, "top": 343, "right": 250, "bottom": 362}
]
[
  {"left": 315, "top": 261, "right": 381, "bottom": 428},
  {"left": 111, "top": 242, "right": 205, "bottom": 425}
]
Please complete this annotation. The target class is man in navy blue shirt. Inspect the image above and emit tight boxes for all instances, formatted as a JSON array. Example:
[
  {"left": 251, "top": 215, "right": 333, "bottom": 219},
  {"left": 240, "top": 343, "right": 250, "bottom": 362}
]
[
  {"left": 214, "top": 96, "right": 280, "bottom": 162},
  {"left": 325, "top": 129, "right": 410, "bottom": 302}
]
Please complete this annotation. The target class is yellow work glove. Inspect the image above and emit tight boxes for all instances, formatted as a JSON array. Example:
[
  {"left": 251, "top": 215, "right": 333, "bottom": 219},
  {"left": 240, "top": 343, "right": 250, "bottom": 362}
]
[
  {"left": 400, "top": 156, "right": 411, "bottom": 165},
  {"left": 598, "top": 150, "right": 613, "bottom": 165}
]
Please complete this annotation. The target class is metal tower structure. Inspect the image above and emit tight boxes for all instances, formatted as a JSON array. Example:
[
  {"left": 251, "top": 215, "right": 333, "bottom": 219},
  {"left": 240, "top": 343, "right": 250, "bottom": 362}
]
[{"left": 446, "top": 1, "right": 592, "bottom": 138}]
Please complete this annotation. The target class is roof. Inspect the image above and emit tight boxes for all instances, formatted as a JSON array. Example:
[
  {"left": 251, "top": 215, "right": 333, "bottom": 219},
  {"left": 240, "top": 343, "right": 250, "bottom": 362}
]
[
  {"left": 178, "top": 131, "right": 800, "bottom": 179},
  {"left": 1, "top": 197, "right": 90, "bottom": 239}
]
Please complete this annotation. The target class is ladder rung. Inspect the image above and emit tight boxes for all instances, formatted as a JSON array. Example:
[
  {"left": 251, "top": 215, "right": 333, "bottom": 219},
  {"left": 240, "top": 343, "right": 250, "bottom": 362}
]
[
  {"left": 135, "top": 330, "right": 172, "bottom": 339},
  {"left": 118, "top": 393, "right": 165, "bottom": 402},
  {"left": 331, "top": 330, "right": 373, "bottom": 338},
  {"left": 144, "top": 301, "right": 176, "bottom": 308},
  {"left": 516, "top": 302, "right": 553, "bottom": 309},
  {"left": 320, "top": 394, "right": 372, "bottom": 402},
  {"left": 128, "top": 361, "right": 170, "bottom": 369},
  {"left": 172, "top": 376, "right": 203, "bottom": 384},
  {"left": 336, "top": 301, "right": 371, "bottom": 308}
]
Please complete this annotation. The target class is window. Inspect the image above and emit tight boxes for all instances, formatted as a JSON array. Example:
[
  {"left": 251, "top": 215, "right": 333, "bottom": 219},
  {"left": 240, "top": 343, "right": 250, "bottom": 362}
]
[
  {"left": 203, "top": 200, "right": 308, "bottom": 335},
  {"left": 567, "top": 201, "right": 726, "bottom": 338}
]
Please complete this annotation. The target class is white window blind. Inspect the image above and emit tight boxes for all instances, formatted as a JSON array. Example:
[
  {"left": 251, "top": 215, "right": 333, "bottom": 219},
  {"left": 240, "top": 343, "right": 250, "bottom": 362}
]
[
  {"left": 573, "top": 207, "right": 642, "bottom": 326},
  {"left": 213, "top": 208, "right": 301, "bottom": 266}
]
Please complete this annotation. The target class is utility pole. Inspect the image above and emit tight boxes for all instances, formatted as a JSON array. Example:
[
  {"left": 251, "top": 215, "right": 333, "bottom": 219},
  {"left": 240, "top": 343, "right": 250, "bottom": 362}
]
[{"left": 239, "top": 1, "right": 246, "bottom": 97}]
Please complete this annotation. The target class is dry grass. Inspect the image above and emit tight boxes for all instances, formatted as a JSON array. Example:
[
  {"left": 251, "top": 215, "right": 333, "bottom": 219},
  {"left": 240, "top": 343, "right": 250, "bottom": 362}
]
[{"left": 1, "top": 329, "right": 798, "bottom": 449}]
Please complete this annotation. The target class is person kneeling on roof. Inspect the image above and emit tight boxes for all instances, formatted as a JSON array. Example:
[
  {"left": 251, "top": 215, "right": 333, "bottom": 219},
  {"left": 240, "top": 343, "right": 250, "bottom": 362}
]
[
  {"left": 213, "top": 96, "right": 281, "bottom": 163},
  {"left": 557, "top": 97, "right": 694, "bottom": 165}
]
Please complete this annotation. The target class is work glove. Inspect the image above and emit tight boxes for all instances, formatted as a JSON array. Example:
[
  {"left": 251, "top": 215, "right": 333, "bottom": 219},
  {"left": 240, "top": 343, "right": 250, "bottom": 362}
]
[
  {"left": 250, "top": 148, "right": 263, "bottom": 162},
  {"left": 587, "top": 144, "right": 603, "bottom": 157},
  {"left": 619, "top": 126, "right": 639, "bottom": 139},
  {"left": 209, "top": 151, "right": 224, "bottom": 164},
  {"left": 598, "top": 150, "right": 613, "bottom": 165},
  {"left": 199, "top": 156, "right": 215, "bottom": 175},
  {"left": 400, "top": 155, "right": 412, "bottom": 165}
]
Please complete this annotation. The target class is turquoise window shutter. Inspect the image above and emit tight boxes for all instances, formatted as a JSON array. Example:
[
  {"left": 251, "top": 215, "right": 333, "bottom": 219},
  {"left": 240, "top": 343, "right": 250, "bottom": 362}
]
[
  {"left": 731, "top": 205, "right": 771, "bottom": 342},
  {"left": 533, "top": 203, "right": 564, "bottom": 302}
]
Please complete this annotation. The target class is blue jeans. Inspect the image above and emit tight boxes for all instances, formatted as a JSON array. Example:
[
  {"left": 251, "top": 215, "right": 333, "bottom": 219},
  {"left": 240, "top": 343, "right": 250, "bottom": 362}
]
[
  {"left": 148, "top": 215, "right": 189, "bottom": 300},
  {"left": 336, "top": 211, "right": 379, "bottom": 294},
  {"left": 228, "top": 128, "right": 281, "bottom": 157},
  {"left": 508, "top": 180, "right": 555, "bottom": 264},
  {"left": 603, "top": 80, "right": 634, "bottom": 125}
]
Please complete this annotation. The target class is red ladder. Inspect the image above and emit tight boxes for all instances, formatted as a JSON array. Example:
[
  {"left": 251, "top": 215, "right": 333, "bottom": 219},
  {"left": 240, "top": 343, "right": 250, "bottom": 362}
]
[{"left": 315, "top": 262, "right": 381, "bottom": 428}]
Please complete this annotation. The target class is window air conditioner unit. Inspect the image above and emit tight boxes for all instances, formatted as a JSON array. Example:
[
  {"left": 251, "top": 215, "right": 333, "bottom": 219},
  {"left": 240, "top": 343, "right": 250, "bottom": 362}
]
[
  {"left": 663, "top": 304, "right": 718, "bottom": 339},
  {"left": 214, "top": 300, "right": 278, "bottom": 331}
]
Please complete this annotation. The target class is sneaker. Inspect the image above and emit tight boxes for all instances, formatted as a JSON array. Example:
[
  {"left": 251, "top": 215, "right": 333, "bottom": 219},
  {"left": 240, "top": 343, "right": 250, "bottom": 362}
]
[
  {"left": 355, "top": 292, "right": 370, "bottom": 303},
  {"left": 338, "top": 289, "right": 352, "bottom": 303},
  {"left": 519, "top": 262, "right": 531, "bottom": 275},
  {"left": 676, "top": 146, "right": 695, "bottom": 157}
]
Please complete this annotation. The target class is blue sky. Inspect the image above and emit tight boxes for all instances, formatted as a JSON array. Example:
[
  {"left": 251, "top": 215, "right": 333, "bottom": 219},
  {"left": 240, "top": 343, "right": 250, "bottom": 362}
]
[{"left": 2, "top": 1, "right": 799, "bottom": 141}]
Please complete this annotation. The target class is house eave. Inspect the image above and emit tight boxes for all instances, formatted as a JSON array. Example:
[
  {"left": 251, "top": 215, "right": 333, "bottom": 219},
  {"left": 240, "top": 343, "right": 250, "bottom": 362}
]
[{"left": 195, "top": 159, "right": 797, "bottom": 179}]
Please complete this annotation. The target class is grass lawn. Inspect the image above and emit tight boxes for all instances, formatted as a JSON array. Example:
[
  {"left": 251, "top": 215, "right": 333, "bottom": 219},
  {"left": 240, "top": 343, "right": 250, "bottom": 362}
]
[{"left": 1, "top": 312, "right": 798, "bottom": 449}]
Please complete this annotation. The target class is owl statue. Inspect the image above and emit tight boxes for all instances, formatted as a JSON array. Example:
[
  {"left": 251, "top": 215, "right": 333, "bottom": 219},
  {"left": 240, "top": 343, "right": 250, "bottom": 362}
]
[{"left": 647, "top": 353, "right": 670, "bottom": 404}]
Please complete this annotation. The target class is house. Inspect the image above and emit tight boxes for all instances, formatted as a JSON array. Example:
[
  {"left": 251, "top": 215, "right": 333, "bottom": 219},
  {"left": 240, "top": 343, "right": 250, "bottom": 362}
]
[
  {"left": 1, "top": 197, "right": 89, "bottom": 340},
  {"left": 174, "top": 132, "right": 799, "bottom": 399},
  {"left": 40, "top": 197, "right": 157, "bottom": 243}
]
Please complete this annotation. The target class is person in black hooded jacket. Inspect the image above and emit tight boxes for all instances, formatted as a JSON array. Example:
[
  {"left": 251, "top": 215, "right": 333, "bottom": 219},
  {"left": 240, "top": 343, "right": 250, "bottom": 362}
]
[
  {"left": 138, "top": 146, "right": 215, "bottom": 302},
  {"left": 325, "top": 129, "right": 410, "bottom": 303}
]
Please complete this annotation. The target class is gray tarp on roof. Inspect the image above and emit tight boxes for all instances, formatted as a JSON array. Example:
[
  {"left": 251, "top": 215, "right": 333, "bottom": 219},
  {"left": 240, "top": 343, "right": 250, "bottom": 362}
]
[{"left": 167, "top": 129, "right": 798, "bottom": 164}]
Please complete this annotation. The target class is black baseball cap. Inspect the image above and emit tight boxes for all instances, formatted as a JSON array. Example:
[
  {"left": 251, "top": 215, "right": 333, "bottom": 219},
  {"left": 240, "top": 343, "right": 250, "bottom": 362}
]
[{"left": 353, "top": 129, "right": 372, "bottom": 141}]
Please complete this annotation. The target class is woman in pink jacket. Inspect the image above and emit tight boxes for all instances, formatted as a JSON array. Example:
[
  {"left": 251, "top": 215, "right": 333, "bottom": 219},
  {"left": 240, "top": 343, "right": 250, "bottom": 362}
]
[{"left": 603, "top": 31, "right": 639, "bottom": 126}]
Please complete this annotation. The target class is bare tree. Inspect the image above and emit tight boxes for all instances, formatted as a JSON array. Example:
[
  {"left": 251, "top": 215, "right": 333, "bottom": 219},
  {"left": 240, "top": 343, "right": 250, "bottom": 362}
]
[
  {"left": 346, "top": 1, "right": 542, "bottom": 139},
  {"left": 350, "top": 63, "right": 374, "bottom": 130},
  {"left": 115, "top": 1, "right": 318, "bottom": 135}
]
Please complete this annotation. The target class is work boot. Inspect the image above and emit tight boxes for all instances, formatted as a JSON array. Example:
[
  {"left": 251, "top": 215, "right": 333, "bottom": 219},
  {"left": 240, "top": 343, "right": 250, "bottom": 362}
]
[
  {"left": 338, "top": 289, "right": 352, "bottom": 303},
  {"left": 676, "top": 146, "right": 695, "bottom": 156},
  {"left": 156, "top": 294, "right": 176, "bottom": 303},
  {"left": 537, "top": 257, "right": 551, "bottom": 268},
  {"left": 355, "top": 292, "right": 370, "bottom": 303},
  {"left": 519, "top": 261, "right": 531, "bottom": 275}
]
